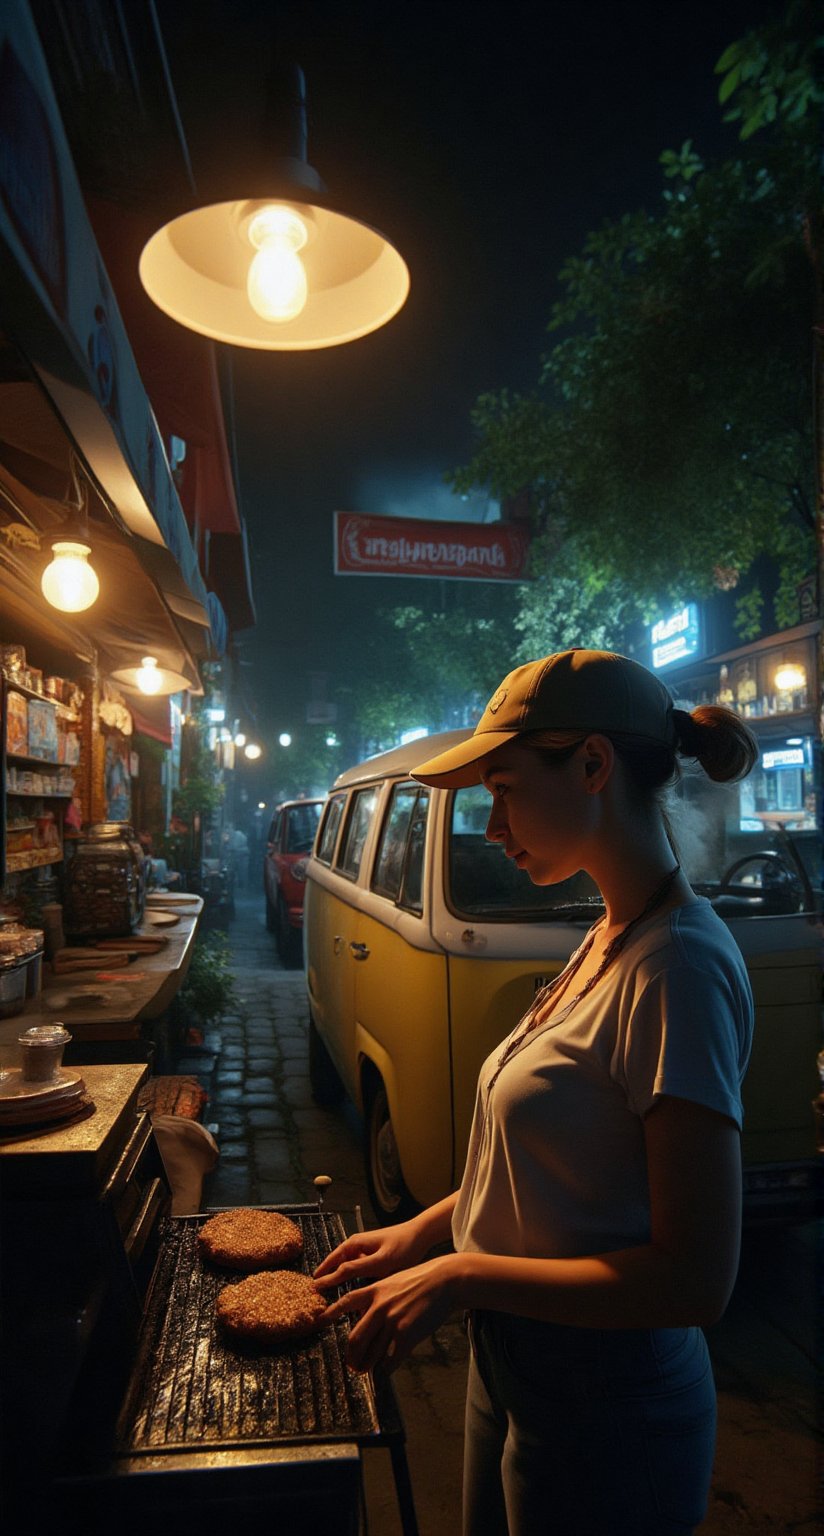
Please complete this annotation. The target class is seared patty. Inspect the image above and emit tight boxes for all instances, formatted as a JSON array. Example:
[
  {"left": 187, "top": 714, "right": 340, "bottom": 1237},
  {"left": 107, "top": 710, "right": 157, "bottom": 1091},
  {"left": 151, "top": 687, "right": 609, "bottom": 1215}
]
[
  {"left": 198, "top": 1208, "right": 303, "bottom": 1271},
  {"left": 216, "top": 1270, "right": 328, "bottom": 1344}
]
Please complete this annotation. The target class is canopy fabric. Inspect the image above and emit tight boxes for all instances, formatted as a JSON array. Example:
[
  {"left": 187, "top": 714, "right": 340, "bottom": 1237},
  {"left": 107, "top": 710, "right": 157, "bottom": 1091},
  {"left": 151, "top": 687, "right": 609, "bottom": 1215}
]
[
  {"left": 86, "top": 199, "right": 243, "bottom": 538},
  {"left": 130, "top": 696, "right": 173, "bottom": 747}
]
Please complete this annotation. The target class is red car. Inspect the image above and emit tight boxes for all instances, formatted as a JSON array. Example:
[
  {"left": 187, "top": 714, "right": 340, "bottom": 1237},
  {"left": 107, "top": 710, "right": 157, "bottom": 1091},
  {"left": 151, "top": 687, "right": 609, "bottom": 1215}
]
[{"left": 263, "top": 798, "right": 323, "bottom": 964}]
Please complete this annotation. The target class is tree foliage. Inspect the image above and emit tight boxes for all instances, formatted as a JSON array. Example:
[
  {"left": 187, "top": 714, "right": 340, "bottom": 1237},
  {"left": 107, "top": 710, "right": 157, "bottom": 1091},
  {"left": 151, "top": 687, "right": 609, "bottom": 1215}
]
[
  {"left": 449, "top": 4, "right": 818, "bottom": 647},
  {"left": 347, "top": 588, "right": 519, "bottom": 751}
]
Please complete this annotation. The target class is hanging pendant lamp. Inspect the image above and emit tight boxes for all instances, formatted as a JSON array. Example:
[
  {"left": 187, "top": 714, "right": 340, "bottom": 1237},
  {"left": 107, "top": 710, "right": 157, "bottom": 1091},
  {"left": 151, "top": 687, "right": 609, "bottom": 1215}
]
[{"left": 139, "top": 66, "right": 409, "bottom": 351}]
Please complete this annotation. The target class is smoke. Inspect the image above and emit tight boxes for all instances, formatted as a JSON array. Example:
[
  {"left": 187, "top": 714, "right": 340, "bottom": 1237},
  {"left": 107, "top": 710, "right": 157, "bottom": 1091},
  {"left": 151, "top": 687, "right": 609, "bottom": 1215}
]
[
  {"left": 353, "top": 469, "right": 499, "bottom": 525},
  {"left": 665, "top": 768, "right": 740, "bottom": 884}
]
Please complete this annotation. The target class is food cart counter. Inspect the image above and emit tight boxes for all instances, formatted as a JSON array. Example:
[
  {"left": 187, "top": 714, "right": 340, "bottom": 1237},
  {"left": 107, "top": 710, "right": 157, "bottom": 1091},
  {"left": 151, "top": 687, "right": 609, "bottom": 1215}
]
[{"left": 0, "top": 895, "right": 203, "bottom": 1066}]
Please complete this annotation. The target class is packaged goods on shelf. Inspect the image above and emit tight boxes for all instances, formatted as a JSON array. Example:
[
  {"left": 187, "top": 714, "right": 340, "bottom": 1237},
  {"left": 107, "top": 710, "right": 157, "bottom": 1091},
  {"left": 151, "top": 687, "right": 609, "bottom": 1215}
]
[
  {"left": 27, "top": 698, "right": 59, "bottom": 761},
  {"left": 6, "top": 691, "right": 27, "bottom": 755}
]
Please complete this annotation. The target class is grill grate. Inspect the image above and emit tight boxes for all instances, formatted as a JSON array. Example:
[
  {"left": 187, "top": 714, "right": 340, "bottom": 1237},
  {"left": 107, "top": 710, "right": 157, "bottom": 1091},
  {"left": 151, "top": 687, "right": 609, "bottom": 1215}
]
[{"left": 114, "top": 1207, "right": 380, "bottom": 1456}]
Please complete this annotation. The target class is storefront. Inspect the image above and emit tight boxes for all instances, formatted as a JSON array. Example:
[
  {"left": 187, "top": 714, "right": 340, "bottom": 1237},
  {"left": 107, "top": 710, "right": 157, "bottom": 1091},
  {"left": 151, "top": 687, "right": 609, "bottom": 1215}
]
[
  {"left": 0, "top": 0, "right": 253, "bottom": 902},
  {"left": 646, "top": 612, "right": 820, "bottom": 893}
]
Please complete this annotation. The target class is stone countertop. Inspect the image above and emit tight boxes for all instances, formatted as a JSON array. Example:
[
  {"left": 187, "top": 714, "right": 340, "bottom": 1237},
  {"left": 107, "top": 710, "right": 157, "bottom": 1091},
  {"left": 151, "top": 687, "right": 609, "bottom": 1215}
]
[
  {"left": 0, "top": 1061, "right": 149, "bottom": 1193},
  {"left": 0, "top": 898, "right": 203, "bottom": 1058}
]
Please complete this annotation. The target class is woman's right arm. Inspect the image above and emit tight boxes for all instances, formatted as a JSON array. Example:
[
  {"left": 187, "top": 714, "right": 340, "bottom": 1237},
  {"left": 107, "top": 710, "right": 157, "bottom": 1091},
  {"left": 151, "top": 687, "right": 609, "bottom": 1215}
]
[{"left": 314, "top": 1192, "right": 458, "bottom": 1288}]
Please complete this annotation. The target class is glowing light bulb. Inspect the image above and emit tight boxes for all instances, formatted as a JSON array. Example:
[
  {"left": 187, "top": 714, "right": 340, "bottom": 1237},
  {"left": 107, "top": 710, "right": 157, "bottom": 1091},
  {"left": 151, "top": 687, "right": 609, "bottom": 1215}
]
[
  {"left": 41, "top": 541, "right": 99, "bottom": 613},
  {"left": 244, "top": 742, "right": 262, "bottom": 760},
  {"left": 774, "top": 664, "right": 805, "bottom": 693},
  {"left": 278, "top": 732, "right": 292, "bottom": 748},
  {"left": 234, "top": 732, "right": 247, "bottom": 748},
  {"left": 136, "top": 656, "right": 162, "bottom": 695},
  {"left": 246, "top": 206, "right": 308, "bottom": 322}
]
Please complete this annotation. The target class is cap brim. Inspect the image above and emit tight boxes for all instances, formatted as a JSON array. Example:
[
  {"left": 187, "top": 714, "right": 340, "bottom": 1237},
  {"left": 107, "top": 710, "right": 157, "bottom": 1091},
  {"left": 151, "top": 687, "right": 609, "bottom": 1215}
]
[{"left": 411, "top": 729, "right": 519, "bottom": 788}]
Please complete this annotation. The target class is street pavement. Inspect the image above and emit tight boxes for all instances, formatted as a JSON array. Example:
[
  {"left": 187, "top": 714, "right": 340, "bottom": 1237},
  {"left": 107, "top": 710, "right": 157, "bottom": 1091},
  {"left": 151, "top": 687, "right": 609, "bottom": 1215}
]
[{"left": 177, "top": 888, "right": 821, "bottom": 1536}]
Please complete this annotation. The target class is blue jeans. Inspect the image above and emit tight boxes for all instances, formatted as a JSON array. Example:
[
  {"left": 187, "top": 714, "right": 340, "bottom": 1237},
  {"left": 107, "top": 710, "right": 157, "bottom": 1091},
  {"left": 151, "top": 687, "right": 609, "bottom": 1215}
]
[{"left": 463, "top": 1311, "right": 716, "bottom": 1536}]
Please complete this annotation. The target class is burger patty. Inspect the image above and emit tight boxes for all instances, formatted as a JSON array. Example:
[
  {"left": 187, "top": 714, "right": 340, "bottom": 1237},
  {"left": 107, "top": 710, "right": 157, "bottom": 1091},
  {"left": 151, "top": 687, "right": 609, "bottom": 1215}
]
[
  {"left": 198, "top": 1208, "right": 303, "bottom": 1270},
  {"left": 216, "top": 1270, "right": 329, "bottom": 1344}
]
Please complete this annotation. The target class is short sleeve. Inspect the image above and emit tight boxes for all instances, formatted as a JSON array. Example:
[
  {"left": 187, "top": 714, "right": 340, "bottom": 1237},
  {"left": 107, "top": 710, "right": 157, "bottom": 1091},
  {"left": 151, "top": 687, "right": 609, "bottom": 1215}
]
[{"left": 618, "top": 961, "right": 753, "bottom": 1127}]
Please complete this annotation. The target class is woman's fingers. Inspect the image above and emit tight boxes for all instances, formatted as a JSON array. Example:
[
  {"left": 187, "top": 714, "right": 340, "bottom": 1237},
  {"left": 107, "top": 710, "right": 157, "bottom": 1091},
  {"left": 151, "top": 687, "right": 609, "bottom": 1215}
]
[
  {"left": 313, "top": 1236, "right": 368, "bottom": 1278},
  {"left": 322, "top": 1284, "right": 374, "bottom": 1325}
]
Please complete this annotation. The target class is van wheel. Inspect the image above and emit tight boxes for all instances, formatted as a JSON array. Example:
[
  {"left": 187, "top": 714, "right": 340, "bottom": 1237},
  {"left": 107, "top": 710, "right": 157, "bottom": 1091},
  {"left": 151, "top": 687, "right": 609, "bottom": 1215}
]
[
  {"left": 265, "top": 892, "right": 276, "bottom": 933},
  {"left": 364, "top": 1070, "right": 419, "bottom": 1224},
  {"left": 309, "top": 1016, "right": 345, "bottom": 1108}
]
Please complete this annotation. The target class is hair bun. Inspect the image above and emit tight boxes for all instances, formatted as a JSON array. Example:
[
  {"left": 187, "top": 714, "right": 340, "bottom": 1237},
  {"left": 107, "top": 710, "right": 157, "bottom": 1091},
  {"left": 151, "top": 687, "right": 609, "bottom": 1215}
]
[{"left": 674, "top": 705, "right": 758, "bottom": 782}]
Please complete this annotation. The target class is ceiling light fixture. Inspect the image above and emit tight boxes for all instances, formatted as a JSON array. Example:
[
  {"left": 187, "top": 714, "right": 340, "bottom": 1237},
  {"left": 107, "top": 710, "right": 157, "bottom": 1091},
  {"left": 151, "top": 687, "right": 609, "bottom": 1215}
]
[
  {"left": 139, "top": 65, "right": 409, "bottom": 350},
  {"left": 41, "top": 540, "right": 99, "bottom": 613},
  {"left": 40, "top": 453, "right": 100, "bottom": 613},
  {"left": 110, "top": 658, "right": 194, "bottom": 697}
]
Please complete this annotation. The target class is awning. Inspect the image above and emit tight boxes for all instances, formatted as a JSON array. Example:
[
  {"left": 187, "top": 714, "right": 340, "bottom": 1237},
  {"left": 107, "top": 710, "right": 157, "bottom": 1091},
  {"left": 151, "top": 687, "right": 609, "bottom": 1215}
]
[
  {"left": 0, "top": 2, "right": 224, "bottom": 657},
  {"left": 85, "top": 197, "right": 256, "bottom": 629}
]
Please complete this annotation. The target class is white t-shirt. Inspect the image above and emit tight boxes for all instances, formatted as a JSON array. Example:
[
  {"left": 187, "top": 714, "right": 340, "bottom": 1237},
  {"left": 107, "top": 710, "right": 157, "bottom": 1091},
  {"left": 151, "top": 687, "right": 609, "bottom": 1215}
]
[{"left": 452, "top": 897, "right": 753, "bottom": 1261}]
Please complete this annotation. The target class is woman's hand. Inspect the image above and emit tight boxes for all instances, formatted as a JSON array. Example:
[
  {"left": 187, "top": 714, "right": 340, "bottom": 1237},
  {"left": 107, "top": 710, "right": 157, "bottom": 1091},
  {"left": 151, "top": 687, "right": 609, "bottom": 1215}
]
[
  {"left": 313, "top": 1218, "right": 430, "bottom": 1290},
  {"left": 322, "top": 1254, "right": 458, "bottom": 1374}
]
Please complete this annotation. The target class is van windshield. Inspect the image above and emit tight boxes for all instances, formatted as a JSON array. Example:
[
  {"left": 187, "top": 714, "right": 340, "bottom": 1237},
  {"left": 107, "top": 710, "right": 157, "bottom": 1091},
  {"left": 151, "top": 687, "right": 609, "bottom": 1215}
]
[
  {"left": 448, "top": 786, "right": 602, "bottom": 920},
  {"left": 447, "top": 773, "right": 819, "bottom": 923}
]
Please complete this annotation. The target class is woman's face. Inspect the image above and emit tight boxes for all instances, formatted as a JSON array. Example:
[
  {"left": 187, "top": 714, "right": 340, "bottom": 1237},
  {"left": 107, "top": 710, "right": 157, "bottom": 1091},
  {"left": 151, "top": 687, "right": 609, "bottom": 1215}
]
[{"left": 480, "top": 736, "right": 593, "bottom": 886}]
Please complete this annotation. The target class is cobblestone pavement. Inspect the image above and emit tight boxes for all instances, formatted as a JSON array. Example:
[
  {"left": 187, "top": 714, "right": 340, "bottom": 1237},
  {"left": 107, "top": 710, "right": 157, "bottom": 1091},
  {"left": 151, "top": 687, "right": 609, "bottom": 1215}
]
[{"left": 179, "top": 889, "right": 821, "bottom": 1536}]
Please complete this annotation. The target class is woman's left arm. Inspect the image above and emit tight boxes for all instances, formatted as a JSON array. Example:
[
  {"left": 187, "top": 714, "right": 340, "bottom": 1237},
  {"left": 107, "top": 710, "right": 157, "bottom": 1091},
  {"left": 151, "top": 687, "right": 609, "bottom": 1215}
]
[
  {"left": 325, "top": 1096, "right": 742, "bottom": 1371},
  {"left": 457, "top": 1095, "right": 743, "bottom": 1329}
]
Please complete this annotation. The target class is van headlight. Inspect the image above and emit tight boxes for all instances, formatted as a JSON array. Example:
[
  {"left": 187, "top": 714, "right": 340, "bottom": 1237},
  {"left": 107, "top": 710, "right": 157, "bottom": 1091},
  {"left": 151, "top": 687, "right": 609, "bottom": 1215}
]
[{"left": 292, "top": 858, "right": 309, "bottom": 883}]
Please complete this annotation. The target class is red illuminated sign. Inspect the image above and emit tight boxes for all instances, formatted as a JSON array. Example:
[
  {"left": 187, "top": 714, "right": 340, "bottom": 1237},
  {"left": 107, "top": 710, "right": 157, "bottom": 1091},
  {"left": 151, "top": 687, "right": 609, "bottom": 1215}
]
[{"left": 334, "top": 511, "right": 530, "bottom": 582}]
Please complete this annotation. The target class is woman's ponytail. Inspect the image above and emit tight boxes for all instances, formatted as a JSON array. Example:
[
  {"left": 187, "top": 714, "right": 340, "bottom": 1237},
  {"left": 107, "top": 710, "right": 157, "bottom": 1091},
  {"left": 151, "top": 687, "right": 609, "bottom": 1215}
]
[{"left": 673, "top": 705, "right": 758, "bottom": 783}]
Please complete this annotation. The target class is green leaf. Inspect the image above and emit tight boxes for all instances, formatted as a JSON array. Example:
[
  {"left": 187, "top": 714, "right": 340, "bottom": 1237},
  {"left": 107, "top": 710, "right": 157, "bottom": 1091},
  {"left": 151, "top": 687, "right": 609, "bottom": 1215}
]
[
  {"left": 718, "top": 64, "right": 742, "bottom": 103},
  {"left": 715, "top": 42, "right": 742, "bottom": 73}
]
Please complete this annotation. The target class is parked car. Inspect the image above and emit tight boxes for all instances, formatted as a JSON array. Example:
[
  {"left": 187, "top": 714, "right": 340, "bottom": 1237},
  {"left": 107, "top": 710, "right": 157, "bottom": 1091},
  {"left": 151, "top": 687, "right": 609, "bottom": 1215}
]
[
  {"left": 264, "top": 798, "right": 323, "bottom": 964},
  {"left": 304, "top": 730, "right": 822, "bottom": 1224}
]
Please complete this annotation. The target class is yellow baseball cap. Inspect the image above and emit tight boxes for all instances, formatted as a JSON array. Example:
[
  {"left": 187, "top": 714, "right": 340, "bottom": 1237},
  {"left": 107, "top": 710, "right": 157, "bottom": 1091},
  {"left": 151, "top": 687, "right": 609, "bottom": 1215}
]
[{"left": 412, "top": 649, "right": 677, "bottom": 787}]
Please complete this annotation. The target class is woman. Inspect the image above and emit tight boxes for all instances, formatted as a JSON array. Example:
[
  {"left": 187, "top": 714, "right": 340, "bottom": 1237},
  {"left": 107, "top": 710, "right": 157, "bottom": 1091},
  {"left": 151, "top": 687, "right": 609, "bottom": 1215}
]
[{"left": 315, "top": 648, "right": 757, "bottom": 1536}]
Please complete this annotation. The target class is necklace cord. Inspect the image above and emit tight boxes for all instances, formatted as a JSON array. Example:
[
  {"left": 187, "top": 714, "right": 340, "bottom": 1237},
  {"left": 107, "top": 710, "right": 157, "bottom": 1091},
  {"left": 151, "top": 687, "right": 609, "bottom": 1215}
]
[{"left": 486, "top": 864, "right": 682, "bottom": 1094}]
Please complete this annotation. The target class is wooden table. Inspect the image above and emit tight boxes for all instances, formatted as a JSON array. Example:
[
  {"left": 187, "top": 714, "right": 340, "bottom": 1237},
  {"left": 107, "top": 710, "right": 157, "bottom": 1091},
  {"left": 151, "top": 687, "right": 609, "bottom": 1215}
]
[{"left": 0, "top": 898, "right": 203, "bottom": 1067}]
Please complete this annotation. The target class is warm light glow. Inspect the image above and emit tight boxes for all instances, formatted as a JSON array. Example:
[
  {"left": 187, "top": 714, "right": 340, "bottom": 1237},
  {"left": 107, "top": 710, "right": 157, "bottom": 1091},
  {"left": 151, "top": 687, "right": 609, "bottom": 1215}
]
[
  {"left": 41, "top": 541, "right": 99, "bottom": 613},
  {"left": 139, "top": 198, "right": 409, "bottom": 350},
  {"left": 244, "top": 742, "right": 262, "bottom": 760},
  {"left": 258, "top": 801, "right": 266, "bottom": 810},
  {"left": 247, "top": 206, "right": 309, "bottom": 323},
  {"left": 774, "top": 664, "right": 806, "bottom": 693},
  {"left": 136, "top": 656, "right": 162, "bottom": 696},
  {"left": 279, "top": 732, "right": 292, "bottom": 747},
  {"left": 234, "top": 732, "right": 247, "bottom": 747}
]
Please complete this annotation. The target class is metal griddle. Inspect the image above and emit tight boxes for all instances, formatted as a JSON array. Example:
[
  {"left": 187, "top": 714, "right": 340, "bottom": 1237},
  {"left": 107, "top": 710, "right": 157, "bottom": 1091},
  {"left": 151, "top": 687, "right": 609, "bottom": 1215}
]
[{"left": 115, "top": 1206, "right": 380, "bottom": 1455}]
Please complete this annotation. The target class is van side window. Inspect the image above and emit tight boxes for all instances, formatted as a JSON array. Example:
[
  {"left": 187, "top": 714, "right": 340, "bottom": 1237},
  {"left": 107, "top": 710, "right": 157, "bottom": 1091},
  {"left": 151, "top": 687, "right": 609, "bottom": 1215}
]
[
  {"left": 399, "top": 788, "right": 429, "bottom": 912},
  {"left": 337, "top": 788, "right": 378, "bottom": 879},
  {"left": 372, "top": 783, "right": 418, "bottom": 900},
  {"left": 317, "top": 794, "right": 345, "bottom": 865}
]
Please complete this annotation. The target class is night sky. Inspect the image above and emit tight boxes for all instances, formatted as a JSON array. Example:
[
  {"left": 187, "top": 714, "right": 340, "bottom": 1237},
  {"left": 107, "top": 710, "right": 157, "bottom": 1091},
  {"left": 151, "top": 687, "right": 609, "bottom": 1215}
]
[{"left": 159, "top": 0, "right": 784, "bottom": 744}]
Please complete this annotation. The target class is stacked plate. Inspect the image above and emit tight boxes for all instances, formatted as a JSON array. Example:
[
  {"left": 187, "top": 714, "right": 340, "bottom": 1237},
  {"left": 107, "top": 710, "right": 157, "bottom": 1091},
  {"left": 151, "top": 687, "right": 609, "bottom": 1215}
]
[{"left": 0, "top": 1068, "right": 89, "bottom": 1130}]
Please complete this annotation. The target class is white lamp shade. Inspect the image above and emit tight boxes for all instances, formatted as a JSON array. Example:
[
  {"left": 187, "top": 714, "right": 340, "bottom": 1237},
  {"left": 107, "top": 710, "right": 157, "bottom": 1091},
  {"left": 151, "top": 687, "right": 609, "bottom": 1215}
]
[
  {"left": 41, "top": 541, "right": 100, "bottom": 613},
  {"left": 139, "top": 198, "right": 410, "bottom": 350},
  {"left": 110, "top": 660, "right": 194, "bottom": 696}
]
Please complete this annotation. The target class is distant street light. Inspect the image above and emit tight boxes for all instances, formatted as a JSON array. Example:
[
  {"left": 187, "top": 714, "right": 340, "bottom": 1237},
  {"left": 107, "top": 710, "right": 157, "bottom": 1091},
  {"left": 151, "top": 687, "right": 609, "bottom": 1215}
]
[
  {"left": 279, "top": 732, "right": 292, "bottom": 747},
  {"left": 244, "top": 742, "right": 262, "bottom": 760}
]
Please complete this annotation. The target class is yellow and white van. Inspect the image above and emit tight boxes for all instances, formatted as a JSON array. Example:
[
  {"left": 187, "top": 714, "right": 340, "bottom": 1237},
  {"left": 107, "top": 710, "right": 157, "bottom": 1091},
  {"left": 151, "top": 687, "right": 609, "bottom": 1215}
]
[{"left": 304, "top": 731, "right": 822, "bottom": 1224}]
